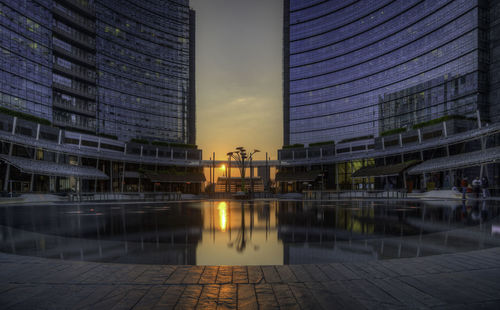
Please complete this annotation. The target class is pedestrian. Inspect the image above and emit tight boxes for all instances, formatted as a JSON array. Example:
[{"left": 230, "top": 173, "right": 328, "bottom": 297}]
[
  {"left": 482, "top": 176, "right": 489, "bottom": 198},
  {"left": 461, "top": 177, "right": 468, "bottom": 199},
  {"left": 472, "top": 177, "right": 481, "bottom": 198}
]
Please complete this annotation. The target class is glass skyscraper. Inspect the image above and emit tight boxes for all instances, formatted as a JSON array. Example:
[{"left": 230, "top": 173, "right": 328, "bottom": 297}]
[
  {"left": 0, "top": 0, "right": 195, "bottom": 144},
  {"left": 283, "top": 0, "right": 496, "bottom": 146}
]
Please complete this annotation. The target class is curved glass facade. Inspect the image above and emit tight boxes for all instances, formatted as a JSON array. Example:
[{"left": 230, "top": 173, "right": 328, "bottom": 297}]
[
  {"left": 96, "top": 0, "right": 192, "bottom": 142},
  {"left": 0, "top": 0, "right": 53, "bottom": 121},
  {"left": 284, "top": 0, "right": 489, "bottom": 145},
  {"left": 0, "top": 0, "right": 194, "bottom": 144}
]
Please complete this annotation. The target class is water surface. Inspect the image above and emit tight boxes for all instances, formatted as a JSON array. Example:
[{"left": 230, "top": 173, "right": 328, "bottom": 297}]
[{"left": 1, "top": 200, "right": 499, "bottom": 265}]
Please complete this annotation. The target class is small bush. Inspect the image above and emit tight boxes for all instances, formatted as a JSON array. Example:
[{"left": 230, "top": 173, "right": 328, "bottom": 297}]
[
  {"left": 130, "top": 138, "right": 149, "bottom": 145},
  {"left": 412, "top": 115, "right": 470, "bottom": 129},
  {"left": 309, "top": 140, "right": 335, "bottom": 147},
  {"left": 380, "top": 127, "right": 405, "bottom": 137},
  {"left": 0, "top": 106, "right": 51, "bottom": 125},
  {"left": 282, "top": 143, "right": 304, "bottom": 149},
  {"left": 98, "top": 133, "right": 118, "bottom": 140}
]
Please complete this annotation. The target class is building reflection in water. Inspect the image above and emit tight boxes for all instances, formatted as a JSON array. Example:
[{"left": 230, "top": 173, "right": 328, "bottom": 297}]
[{"left": 0, "top": 200, "right": 499, "bottom": 265}]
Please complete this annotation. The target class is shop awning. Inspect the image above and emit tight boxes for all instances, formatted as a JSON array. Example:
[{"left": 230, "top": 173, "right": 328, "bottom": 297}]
[
  {"left": 145, "top": 172, "right": 206, "bottom": 183},
  {"left": 276, "top": 170, "right": 322, "bottom": 182},
  {"left": 407, "top": 146, "right": 500, "bottom": 175},
  {"left": 0, "top": 154, "right": 109, "bottom": 179},
  {"left": 352, "top": 160, "right": 421, "bottom": 178}
]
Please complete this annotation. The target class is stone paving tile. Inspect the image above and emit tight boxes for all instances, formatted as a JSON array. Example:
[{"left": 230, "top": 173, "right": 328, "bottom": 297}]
[
  {"left": 237, "top": 284, "right": 258, "bottom": 310},
  {"left": 275, "top": 265, "right": 298, "bottom": 283},
  {"left": 288, "top": 283, "right": 322, "bottom": 310},
  {"left": 196, "top": 284, "right": 220, "bottom": 310},
  {"left": 261, "top": 266, "right": 281, "bottom": 283},
  {"left": 110, "top": 286, "right": 149, "bottom": 310},
  {"left": 199, "top": 266, "right": 219, "bottom": 284},
  {"left": 165, "top": 266, "right": 189, "bottom": 284},
  {"left": 134, "top": 266, "right": 171, "bottom": 284},
  {"left": 288, "top": 264, "right": 315, "bottom": 282},
  {"left": 132, "top": 286, "right": 167, "bottom": 310},
  {"left": 0, "top": 284, "right": 56, "bottom": 310},
  {"left": 305, "top": 281, "right": 353, "bottom": 310},
  {"left": 175, "top": 285, "right": 202, "bottom": 309},
  {"left": 271, "top": 284, "right": 299, "bottom": 309},
  {"left": 321, "top": 281, "right": 368, "bottom": 310},
  {"left": 232, "top": 266, "right": 248, "bottom": 284},
  {"left": 254, "top": 283, "right": 279, "bottom": 309},
  {"left": 216, "top": 266, "right": 233, "bottom": 284},
  {"left": 329, "top": 263, "right": 361, "bottom": 280},
  {"left": 75, "top": 285, "right": 117, "bottom": 310},
  {"left": 87, "top": 285, "right": 139, "bottom": 310},
  {"left": 152, "top": 285, "right": 185, "bottom": 310},
  {"left": 247, "top": 266, "right": 263, "bottom": 284},
  {"left": 217, "top": 284, "right": 237, "bottom": 309},
  {"left": 183, "top": 266, "right": 205, "bottom": 284},
  {"left": 306, "top": 264, "right": 330, "bottom": 282},
  {"left": 347, "top": 278, "right": 402, "bottom": 307}
]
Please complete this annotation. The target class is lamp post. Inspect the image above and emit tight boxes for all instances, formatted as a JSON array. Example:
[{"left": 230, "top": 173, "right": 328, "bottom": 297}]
[
  {"left": 227, "top": 147, "right": 260, "bottom": 194},
  {"left": 226, "top": 152, "right": 233, "bottom": 193},
  {"left": 249, "top": 149, "right": 260, "bottom": 196}
]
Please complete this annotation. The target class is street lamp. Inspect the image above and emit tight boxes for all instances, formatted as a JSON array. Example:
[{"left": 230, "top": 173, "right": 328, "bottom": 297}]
[
  {"left": 249, "top": 149, "right": 260, "bottom": 196},
  {"left": 227, "top": 147, "right": 260, "bottom": 194},
  {"left": 226, "top": 152, "right": 233, "bottom": 193}
]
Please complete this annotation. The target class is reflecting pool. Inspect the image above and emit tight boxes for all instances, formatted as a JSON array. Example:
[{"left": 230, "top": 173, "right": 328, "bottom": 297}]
[{"left": 1, "top": 200, "right": 500, "bottom": 265}]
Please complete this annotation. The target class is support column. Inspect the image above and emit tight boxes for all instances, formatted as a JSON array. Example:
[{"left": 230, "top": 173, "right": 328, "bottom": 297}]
[
  {"left": 3, "top": 142, "right": 13, "bottom": 192},
  {"left": 212, "top": 152, "right": 215, "bottom": 191},
  {"left": 30, "top": 147, "right": 37, "bottom": 192},
  {"left": 3, "top": 117, "right": 17, "bottom": 192},
  {"left": 351, "top": 161, "right": 354, "bottom": 190},
  {"left": 94, "top": 158, "right": 99, "bottom": 193},
  {"left": 121, "top": 161, "right": 125, "bottom": 193},
  {"left": 110, "top": 160, "right": 113, "bottom": 193}
]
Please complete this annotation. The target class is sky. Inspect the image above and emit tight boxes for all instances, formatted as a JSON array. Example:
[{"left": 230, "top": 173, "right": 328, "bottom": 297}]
[{"left": 190, "top": 0, "right": 283, "bottom": 162}]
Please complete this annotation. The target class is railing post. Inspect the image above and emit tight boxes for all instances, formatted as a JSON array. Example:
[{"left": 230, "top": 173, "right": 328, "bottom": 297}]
[
  {"left": 36, "top": 124, "right": 40, "bottom": 140},
  {"left": 477, "top": 110, "right": 481, "bottom": 129}
]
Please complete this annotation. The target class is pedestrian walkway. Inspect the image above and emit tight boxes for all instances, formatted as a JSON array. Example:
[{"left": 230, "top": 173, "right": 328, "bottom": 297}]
[{"left": 1, "top": 247, "right": 500, "bottom": 309}]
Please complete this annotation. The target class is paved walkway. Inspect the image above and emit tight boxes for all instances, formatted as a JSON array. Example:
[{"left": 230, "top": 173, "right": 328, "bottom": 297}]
[{"left": 1, "top": 248, "right": 500, "bottom": 309}]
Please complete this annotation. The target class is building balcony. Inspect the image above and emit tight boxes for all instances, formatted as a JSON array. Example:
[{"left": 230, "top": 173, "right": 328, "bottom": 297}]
[
  {"left": 53, "top": 63, "right": 96, "bottom": 84},
  {"left": 56, "top": 0, "right": 95, "bottom": 18},
  {"left": 52, "top": 45, "right": 96, "bottom": 68},
  {"left": 52, "top": 82, "right": 96, "bottom": 101},
  {"left": 53, "top": 117, "right": 96, "bottom": 132},
  {"left": 52, "top": 5, "right": 96, "bottom": 34},
  {"left": 53, "top": 25, "right": 95, "bottom": 51},
  {"left": 53, "top": 100, "right": 96, "bottom": 117}
]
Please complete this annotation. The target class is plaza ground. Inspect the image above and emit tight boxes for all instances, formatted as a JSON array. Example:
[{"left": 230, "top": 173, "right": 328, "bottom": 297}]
[{"left": 1, "top": 246, "right": 500, "bottom": 309}]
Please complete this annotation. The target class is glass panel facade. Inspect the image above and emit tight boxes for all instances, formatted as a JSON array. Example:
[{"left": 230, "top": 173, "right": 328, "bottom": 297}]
[
  {"left": 0, "top": 0, "right": 194, "bottom": 143},
  {"left": 0, "top": 0, "right": 52, "bottom": 121},
  {"left": 284, "top": 0, "right": 489, "bottom": 145},
  {"left": 96, "top": 0, "right": 191, "bottom": 142}
]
